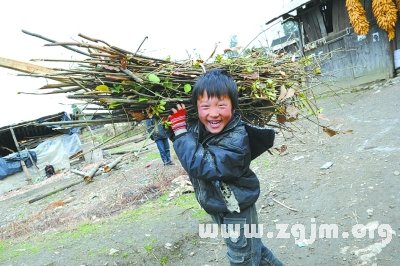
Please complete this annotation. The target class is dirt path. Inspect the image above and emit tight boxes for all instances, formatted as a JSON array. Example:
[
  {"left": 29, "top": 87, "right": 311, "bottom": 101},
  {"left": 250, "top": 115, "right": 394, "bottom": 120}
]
[{"left": 0, "top": 79, "right": 399, "bottom": 265}]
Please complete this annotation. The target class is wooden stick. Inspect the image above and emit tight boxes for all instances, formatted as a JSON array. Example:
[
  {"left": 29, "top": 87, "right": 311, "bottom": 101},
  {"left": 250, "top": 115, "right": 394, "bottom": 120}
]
[
  {"left": 9, "top": 127, "right": 32, "bottom": 184},
  {"left": 102, "top": 136, "right": 146, "bottom": 150},
  {"left": 70, "top": 168, "right": 101, "bottom": 177},
  {"left": 28, "top": 179, "right": 83, "bottom": 204},
  {"left": 271, "top": 198, "right": 299, "bottom": 212},
  {"left": 22, "top": 30, "right": 90, "bottom": 57}
]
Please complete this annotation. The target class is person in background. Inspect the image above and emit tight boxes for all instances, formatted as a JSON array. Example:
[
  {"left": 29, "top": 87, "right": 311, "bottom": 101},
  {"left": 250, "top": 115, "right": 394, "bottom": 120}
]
[
  {"left": 168, "top": 69, "right": 283, "bottom": 265},
  {"left": 145, "top": 117, "right": 174, "bottom": 166}
]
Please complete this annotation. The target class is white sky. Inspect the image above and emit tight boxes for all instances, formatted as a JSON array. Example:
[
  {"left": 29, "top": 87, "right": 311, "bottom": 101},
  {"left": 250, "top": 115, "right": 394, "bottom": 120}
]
[{"left": 0, "top": 0, "right": 288, "bottom": 126}]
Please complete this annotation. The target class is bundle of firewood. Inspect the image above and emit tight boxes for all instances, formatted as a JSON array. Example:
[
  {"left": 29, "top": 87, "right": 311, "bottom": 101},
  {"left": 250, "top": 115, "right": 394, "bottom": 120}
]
[{"left": 16, "top": 30, "right": 320, "bottom": 128}]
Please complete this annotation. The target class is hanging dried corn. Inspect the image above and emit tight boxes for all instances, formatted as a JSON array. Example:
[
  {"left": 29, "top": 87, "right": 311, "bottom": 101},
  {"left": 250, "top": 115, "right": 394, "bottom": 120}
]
[
  {"left": 395, "top": 0, "right": 400, "bottom": 10},
  {"left": 346, "top": 0, "right": 370, "bottom": 35},
  {"left": 372, "top": 0, "right": 398, "bottom": 40}
]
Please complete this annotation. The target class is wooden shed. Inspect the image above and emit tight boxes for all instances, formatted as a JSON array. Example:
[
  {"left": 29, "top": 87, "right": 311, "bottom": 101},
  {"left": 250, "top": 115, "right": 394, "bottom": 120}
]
[{"left": 267, "top": 0, "right": 397, "bottom": 88}]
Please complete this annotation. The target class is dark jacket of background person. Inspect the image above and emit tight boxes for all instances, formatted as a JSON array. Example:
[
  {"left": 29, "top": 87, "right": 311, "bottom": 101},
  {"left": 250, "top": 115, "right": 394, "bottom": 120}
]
[{"left": 145, "top": 118, "right": 169, "bottom": 141}]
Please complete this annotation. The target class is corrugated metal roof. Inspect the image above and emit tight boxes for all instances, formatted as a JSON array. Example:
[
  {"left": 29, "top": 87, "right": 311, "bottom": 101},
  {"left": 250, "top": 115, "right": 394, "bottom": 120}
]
[{"left": 0, "top": 112, "right": 68, "bottom": 156}]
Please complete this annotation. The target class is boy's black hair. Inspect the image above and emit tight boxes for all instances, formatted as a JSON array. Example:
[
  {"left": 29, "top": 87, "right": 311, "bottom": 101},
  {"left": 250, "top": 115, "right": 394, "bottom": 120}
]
[{"left": 191, "top": 68, "right": 239, "bottom": 110}]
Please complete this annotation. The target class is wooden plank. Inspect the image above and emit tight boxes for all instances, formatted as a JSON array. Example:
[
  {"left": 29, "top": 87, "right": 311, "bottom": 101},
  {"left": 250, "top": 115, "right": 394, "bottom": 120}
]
[
  {"left": 0, "top": 57, "right": 55, "bottom": 75},
  {"left": 0, "top": 57, "right": 67, "bottom": 82}
]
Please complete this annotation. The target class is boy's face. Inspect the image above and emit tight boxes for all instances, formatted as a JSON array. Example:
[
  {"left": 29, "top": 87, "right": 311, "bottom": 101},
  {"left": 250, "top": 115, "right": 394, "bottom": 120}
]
[{"left": 196, "top": 91, "right": 233, "bottom": 134}]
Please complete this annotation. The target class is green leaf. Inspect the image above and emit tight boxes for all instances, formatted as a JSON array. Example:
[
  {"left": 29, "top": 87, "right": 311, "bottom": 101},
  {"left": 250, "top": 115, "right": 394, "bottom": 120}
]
[
  {"left": 147, "top": 73, "right": 160, "bottom": 84},
  {"left": 184, "top": 84, "right": 192, "bottom": 93},
  {"left": 215, "top": 54, "right": 223, "bottom": 63},
  {"left": 108, "top": 102, "right": 121, "bottom": 109},
  {"left": 163, "top": 80, "right": 173, "bottom": 89},
  {"left": 159, "top": 99, "right": 166, "bottom": 106},
  {"left": 95, "top": 84, "right": 110, "bottom": 92},
  {"left": 111, "top": 84, "right": 124, "bottom": 93}
]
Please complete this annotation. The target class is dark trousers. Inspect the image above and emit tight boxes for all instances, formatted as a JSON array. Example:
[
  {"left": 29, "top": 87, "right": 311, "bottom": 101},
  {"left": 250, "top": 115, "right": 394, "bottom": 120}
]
[{"left": 210, "top": 204, "right": 284, "bottom": 266}]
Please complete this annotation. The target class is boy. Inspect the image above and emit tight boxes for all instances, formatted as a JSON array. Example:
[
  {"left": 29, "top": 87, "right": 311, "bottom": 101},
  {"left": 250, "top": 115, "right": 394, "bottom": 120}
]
[{"left": 168, "top": 68, "right": 284, "bottom": 265}]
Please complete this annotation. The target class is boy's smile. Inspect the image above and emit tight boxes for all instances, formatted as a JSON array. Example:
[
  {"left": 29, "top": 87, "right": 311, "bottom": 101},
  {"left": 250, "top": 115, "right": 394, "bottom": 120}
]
[{"left": 197, "top": 91, "right": 233, "bottom": 134}]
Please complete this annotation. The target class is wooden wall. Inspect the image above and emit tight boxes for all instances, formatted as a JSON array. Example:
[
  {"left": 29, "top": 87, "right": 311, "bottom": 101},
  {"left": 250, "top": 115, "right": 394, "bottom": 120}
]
[{"left": 298, "top": 0, "right": 394, "bottom": 86}]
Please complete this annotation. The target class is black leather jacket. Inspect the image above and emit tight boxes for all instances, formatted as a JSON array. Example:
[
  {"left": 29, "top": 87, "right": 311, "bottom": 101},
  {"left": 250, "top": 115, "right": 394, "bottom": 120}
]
[{"left": 172, "top": 113, "right": 275, "bottom": 214}]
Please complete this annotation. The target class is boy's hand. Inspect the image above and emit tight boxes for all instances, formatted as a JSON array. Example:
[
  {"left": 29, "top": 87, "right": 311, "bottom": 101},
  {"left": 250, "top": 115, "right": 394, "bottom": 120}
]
[{"left": 168, "top": 104, "right": 187, "bottom": 136}]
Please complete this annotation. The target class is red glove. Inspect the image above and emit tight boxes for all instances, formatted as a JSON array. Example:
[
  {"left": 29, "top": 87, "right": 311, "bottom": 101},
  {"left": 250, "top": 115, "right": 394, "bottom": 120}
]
[{"left": 168, "top": 108, "right": 187, "bottom": 134}]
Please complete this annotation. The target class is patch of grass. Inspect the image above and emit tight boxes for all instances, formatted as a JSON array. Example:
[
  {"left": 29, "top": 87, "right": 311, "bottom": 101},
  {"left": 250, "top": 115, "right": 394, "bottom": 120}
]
[
  {"left": 116, "top": 191, "right": 185, "bottom": 223},
  {"left": 124, "top": 192, "right": 207, "bottom": 220},
  {"left": 121, "top": 251, "right": 129, "bottom": 259},
  {"left": 0, "top": 241, "right": 41, "bottom": 261},
  {"left": 172, "top": 194, "right": 208, "bottom": 220},
  {"left": 54, "top": 222, "right": 102, "bottom": 240},
  {"left": 76, "top": 223, "right": 101, "bottom": 235},
  {"left": 0, "top": 241, "right": 7, "bottom": 258},
  {"left": 144, "top": 151, "right": 161, "bottom": 161},
  {"left": 160, "top": 255, "right": 169, "bottom": 265},
  {"left": 144, "top": 236, "right": 157, "bottom": 253},
  {"left": 144, "top": 243, "right": 154, "bottom": 253},
  {"left": 119, "top": 203, "right": 156, "bottom": 222}
]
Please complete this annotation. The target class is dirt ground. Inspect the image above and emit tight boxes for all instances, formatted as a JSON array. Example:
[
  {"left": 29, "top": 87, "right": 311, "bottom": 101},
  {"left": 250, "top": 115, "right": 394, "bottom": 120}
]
[{"left": 0, "top": 77, "right": 399, "bottom": 266}]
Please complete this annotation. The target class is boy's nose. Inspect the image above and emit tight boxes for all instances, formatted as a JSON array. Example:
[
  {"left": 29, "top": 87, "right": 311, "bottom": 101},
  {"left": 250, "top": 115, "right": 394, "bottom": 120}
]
[{"left": 209, "top": 108, "right": 219, "bottom": 117}]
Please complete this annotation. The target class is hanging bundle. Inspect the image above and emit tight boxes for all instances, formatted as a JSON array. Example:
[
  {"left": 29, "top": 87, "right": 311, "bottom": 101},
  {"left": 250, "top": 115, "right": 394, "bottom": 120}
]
[
  {"left": 372, "top": 0, "right": 398, "bottom": 40},
  {"left": 395, "top": 0, "right": 400, "bottom": 10},
  {"left": 346, "top": 0, "right": 370, "bottom": 35}
]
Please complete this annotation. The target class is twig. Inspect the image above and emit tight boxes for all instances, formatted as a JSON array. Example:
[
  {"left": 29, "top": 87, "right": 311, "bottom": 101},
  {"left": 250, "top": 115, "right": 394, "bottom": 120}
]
[
  {"left": 21, "top": 30, "right": 90, "bottom": 57},
  {"left": 271, "top": 198, "right": 299, "bottom": 212}
]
